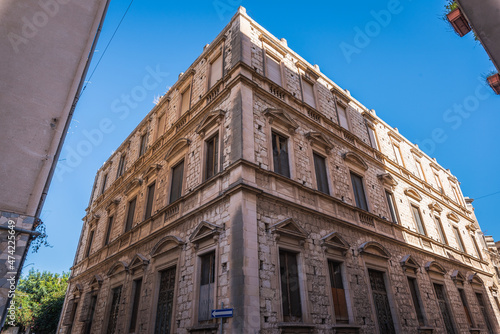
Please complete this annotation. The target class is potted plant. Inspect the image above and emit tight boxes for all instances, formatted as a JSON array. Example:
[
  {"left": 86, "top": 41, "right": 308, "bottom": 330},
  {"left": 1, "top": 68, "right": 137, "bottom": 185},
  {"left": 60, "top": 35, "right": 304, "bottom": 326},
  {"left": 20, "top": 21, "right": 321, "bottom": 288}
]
[
  {"left": 445, "top": 1, "right": 471, "bottom": 37},
  {"left": 487, "top": 72, "right": 500, "bottom": 95}
]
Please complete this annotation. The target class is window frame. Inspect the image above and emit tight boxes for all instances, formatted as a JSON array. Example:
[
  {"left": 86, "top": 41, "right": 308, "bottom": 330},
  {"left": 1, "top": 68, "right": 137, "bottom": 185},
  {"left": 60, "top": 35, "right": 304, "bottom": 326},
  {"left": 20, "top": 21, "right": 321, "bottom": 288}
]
[
  {"left": 127, "top": 277, "right": 143, "bottom": 334},
  {"left": 336, "top": 100, "right": 351, "bottom": 131},
  {"left": 100, "top": 173, "right": 108, "bottom": 195},
  {"left": 278, "top": 248, "right": 304, "bottom": 322},
  {"left": 414, "top": 157, "right": 426, "bottom": 181},
  {"left": 179, "top": 84, "right": 191, "bottom": 115},
  {"left": 410, "top": 204, "right": 427, "bottom": 236},
  {"left": 434, "top": 215, "right": 448, "bottom": 245},
  {"left": 392, "top": 142, "right": 404, "bottom": 167},
  {"left": 204, "top": 132, "right": 220, "bottom": 181},
  {"left": 301, "top": 75, "right": 318, "bottom": 109},
  {"left": 350, "top": 171, "right": 369, "bottom": 211},
  {"left": 452, "top": 225, "right": 466, "bottom": 252},
  {"left": 169, "top": 159, "right": 185, "bottom": 204},
  {"left": 265, "top": 52, "right": 283, "bottom": 86},
  {"left": 327, "top": 259, "right": 350, "bottom": 324},
  {"left": 406, "top": 276, "right": 426, "bottom": 327},
  {"left": 144, "top": 181, "right": 156, "bottom": 220},
  {"left": 384, "top": 190, "right": 399, "bottom": 224},
  {"left": 139, "top": 132, "right": 148, "bottom": 157},
  {"left": 271, "top": 130, "right": 291, "bottom": 178},
  {"left": 104, "top": 215, "right": 113, "bottom": 246},
  {"left": 312, "top": 151, "right": 330, "bottom": 195},
  {"left": 85, "top": 228, "right": 95, "bottom": 258},
  {"left": 116, "top": 154, "right": 126, "bottom": 178},
  {"left": 124, "top": 197, "right": 137, "bottom": 233},
  {"left": 208, "top": 52, "right": 223, "bottom": 89}
]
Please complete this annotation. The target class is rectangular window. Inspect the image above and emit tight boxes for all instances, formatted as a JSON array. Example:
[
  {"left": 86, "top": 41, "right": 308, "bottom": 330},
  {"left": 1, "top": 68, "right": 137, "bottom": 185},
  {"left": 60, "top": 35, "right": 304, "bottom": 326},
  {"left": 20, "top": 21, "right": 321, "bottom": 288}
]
[
  {"left": 209, "top": 54, "right": 223, "bottom": 88},
  {"left": 205, "top": 134, "right": 219, "bottom": 180},
  {"left": 313, "top": 153, "right": 329, "bottom": 195},
  {"left": 434, "top": 172, "right": 443, "bottom": 191},
  {"left": 452, "top": 186, "right": 462, "bottom": 205},
  {"left": 125, "top": 197, "right": 136, "bottom": 232},
  {"left": 180, "top": 86, "right": 191, "bottom": 114},
  {"left": 84, "top": 295, "right": 98, "bottom": 334},
  {"left": 367, "top": 125, "right": 378, "bottom": 149},
  {"left": 471, "top": 235, "right": 483, "bottom": 260},
  {"left": 129, "top": 278, "right": 142, "bottom": 333},
  {"left": 433, "top": 283, "right": 456, "bottom": 334},
  {"left": 453, "top": 226, "right": 465, "bottom": 252},
  {"left": 302, "top": 79, "right": 316, "bottom": 108},
  {"left": 169, "top": 160, "right": 184, "bottom": 204},
  {"left": 415, "top": 159, "right": 425, "bottom": 180},
  {"left": 458, "top": 288, "right": 473, "bottom": 327},
  {"left": 266, "top": 54, "right": 282, "bottom": 86},
  {"left": 156, "top": 114, "right": 165, "bottom": 140},
  {"left": 155, "top": 267, "right": 176, "bottom": 333},
  {"left": 476, "top": 292, "right": 494, "bottom": 333},
  {"left": 272, "top": 132, "right": 290, "bottom": 178},
  {"left": 407, "top": 277, "right": 425, "bottom": 326},
  {"left": 107, "top": 286, "right": 122, "bottom": 334},
  {"left": 104, "top": 216, "right": 113, "bottom": 246},
  {"left": 411, "top": 205, "right": 426, "bottom": 235},
  {"left": 85, "top": 230, "right": 94, "bottom": 258},
  {"left": 89, "top": 176, "right": 98, "bottom": 206},
  {"left": 434, "top": 216, "right": 447, "bottom": 244},
  {"left": 392, "top": 143, "right": 403, "bottom": 166},
  {"left": 328, "top": 261, "right": 348, "bottom": 323},
  {"left": 100, "top": 174, "right": 108, "bottom": 195},
  {"left": 116, "top": 155, "right": 126, "bottom": 178},
  {"left": 198, "top": 252, "right": 215, "bottom": 321},
  {"left": 337, "top": 104, "right": 349, "bottom": 130},
  {"left": 368, "top": 269, "right": 396, "bottom": 334},
  {"left": 350, "top": 172, "right": 368, "bottom": 211},
  {"left": 385, "top": 191, "right": 398, "bottom": 223},
  {"left": 279, "top": 250, "right": 302, "bottom": 322},
  {"left": 66, "top": 300, "right": 79, "bottom": 334},
  {"left": 139, "top": 133, "right": 148, "bottom": 157},
  {"left": 144, "top": 182, "right": 156, "bottom": 220}
]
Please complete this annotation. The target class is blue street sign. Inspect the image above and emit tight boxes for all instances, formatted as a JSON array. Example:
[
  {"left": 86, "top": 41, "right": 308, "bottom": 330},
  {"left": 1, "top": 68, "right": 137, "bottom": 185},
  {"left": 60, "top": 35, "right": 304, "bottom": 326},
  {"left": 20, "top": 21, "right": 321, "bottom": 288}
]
[{"left": 211, "top": 308, "right": 233, "bottom": 318}]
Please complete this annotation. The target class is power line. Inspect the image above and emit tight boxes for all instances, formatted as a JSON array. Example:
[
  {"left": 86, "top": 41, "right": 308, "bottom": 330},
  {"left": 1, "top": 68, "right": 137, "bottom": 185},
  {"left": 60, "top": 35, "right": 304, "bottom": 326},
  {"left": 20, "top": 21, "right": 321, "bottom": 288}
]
[
  {"left": 80, "top": 0, "right": 135, "bottom": 97},
  {"left": 474, "top": 190, "right": 500, "bottom": 201}
]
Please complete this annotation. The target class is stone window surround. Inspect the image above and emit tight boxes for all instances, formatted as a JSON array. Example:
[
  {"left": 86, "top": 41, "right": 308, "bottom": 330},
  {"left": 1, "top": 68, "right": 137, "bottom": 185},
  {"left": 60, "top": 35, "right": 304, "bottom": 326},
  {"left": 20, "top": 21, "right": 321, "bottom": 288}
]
[
  {"left": 200, "top": 122, "right": 223, "bottom": 184},
  {"left": 177, "top": 72, "right": 194, "bottom": 118},
  {"left": 193, "top": 243, "right": 219, "bottom": 325},
  {"left": 102, "top": 265, "right": 127, "bottom": 333},
  {"left": 265, "top": 124, "right": 296, "bottom": 180},
  {"left": 359, "top": 245, "right": 401, "bottom": 334},
  {"left": 299, "top": 74, "right": 319, "bottom": 110},
  {"left": 324, "top": 253, "right": 354, "bottom": 325},
  {"left": 124, "top": 271, "right": 145, "bottom": 333},
  {"left": 123, "top": 189, "right": 139, "bottom": 234},
  {"left": 164, "top": 140, "right": 190, "bottom": 205},
  {"left": 149, "top": 236, "right": 183, "bottom": 333},
  {"left": 344, "top": 154, "right": 371, "bottom": 212},
  {"left": 274, "top": 243, "right": 311, "bottom": 325},
  {"left": 402, "top": 265, "right": 430, "bottom": 328},
  {"left": 143, "top": 179, "right": 157, "bottom": 221},
  {"left": 409, "top": 201, "right": 427, "bottom": 237},
  {"left": 204, "top": 40, "right": 225, "bottom": 92},
  {"left": 262, "top": 45, "right": 285, "bottom": 87},
  {"left": 383, "top": 189, "right": 400, "bottom": 224},
  {"left": 309, "top": 148, "right": 332, "bottom": 195}
]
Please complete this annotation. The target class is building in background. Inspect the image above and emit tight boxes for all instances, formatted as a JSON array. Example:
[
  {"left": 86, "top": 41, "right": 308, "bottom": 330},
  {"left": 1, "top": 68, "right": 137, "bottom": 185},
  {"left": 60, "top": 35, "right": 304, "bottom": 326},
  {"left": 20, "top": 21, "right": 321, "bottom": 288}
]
[
  {"left": 0, "top": 0, "right": 109, "bottom": 329},
  {"left": 59, "top": 7, "right": 500, "bottom": 334}
]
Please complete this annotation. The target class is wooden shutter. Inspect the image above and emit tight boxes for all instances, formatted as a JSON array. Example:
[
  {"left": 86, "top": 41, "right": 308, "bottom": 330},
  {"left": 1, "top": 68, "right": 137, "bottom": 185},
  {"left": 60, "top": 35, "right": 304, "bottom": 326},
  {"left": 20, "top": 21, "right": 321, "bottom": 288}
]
[
  {"left": 453, "top": 226, "right": 465, "bottom": 252},
  {"left": 367, "top": 126, "right": 378, "bottom": 149},
  {"left": 104, "top": 216, "right": 113, "bottom": 245},
  {"left": 145, "top": 182, "right": 155, "bottom": 219},
  {"left": 337, "top": 105, "right": 349, "bottom": 129},
  {"left": 313, "top": 153, "right": 329, "bottom": 195},
  {"left": 180, "top": 86, "right": 190, "bottom": 114},
  {"left": 302, "top": 80, "right": 316, "bottom": 108},
  {"left": 458, "top": 289, "right": 473, "bottom": 327},
  {"left": 350, "top": 172, "right": 368, "bottom": 211},
  {"left": 205, "top": 135, "right": 218, "bottom": 179},
  {"left": 266, "top": 54, "right": 282, "bottom": 86},
  {"left": 170, "top": 160, "right": 184, "bottom": 203},
  {"left": 279, "top": 250, "right": 302, "bottom": 321},
  {"left": 125, "top": 198, "right": 136, "bottom": 232},
  {"left": 385, "top": 191, "right": 398, "bottom": 223},
  {"left": 156, "top": 114, "right": 165, "bottom": 140},
  {"left": 411, "top": 205, "right": 425, "bottom": 235},
  {"left": 209, "top": 55, "right": 223, "bottom": 88},
  {"left": 328, "top": 261, "right": 348, "bottom": 323}
]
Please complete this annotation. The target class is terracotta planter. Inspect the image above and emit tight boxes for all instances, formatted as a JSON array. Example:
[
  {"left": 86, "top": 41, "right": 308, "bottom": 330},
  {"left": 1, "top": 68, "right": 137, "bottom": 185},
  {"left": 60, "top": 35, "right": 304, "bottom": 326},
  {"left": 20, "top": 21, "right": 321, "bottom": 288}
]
[
  {"left": 487, "top": 73, "right": 500, "bottom": 95},
  {"left": 446, "top": 8, "right": 471, "bottom": 37}
]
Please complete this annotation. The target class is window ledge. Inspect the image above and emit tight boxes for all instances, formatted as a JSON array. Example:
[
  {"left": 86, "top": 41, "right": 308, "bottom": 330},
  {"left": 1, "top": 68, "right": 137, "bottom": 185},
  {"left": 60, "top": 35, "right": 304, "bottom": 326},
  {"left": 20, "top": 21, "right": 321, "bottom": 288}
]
[
  {"left": 278, "top": 322, "right": 315, "bottom": 329},
  {"left": 188, "top": 323, "right": 219, "bottom": 333}
]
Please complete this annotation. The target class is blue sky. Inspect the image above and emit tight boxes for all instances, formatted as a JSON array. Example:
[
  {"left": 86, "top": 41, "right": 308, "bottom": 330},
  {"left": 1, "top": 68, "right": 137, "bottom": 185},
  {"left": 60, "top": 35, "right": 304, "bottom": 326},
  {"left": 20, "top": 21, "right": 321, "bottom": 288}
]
[{"left": 26, "top": 0, "right": 500, "bottom": 274}]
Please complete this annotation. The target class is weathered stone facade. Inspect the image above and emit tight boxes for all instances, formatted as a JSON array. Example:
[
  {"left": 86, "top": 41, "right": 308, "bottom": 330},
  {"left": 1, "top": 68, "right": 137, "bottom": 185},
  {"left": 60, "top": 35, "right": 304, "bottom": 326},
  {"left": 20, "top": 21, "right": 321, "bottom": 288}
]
[{"left": 58, "top": 7, "right": 500, "bottom": 334}]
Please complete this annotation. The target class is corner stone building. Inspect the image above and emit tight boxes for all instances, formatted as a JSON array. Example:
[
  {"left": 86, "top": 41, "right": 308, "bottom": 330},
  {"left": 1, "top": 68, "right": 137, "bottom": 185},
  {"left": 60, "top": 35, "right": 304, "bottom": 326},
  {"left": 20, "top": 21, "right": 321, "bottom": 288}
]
[{"left": 58, "top": 8, "right": 500, "bottom": 334}]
